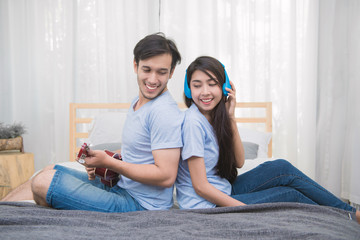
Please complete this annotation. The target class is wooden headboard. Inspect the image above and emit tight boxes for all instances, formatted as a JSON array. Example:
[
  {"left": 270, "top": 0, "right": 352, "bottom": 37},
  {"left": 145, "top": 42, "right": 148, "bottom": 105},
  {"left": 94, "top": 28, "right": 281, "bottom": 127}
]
[{"left": 69, "top": 102, "right": 272, "bottom": 162}]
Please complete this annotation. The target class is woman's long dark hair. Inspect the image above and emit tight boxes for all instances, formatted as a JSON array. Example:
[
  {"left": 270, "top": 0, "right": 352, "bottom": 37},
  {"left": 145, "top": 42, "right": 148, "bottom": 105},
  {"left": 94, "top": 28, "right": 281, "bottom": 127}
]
[{"left": 185, "top": 56, "right": 238, "bottom": 183}]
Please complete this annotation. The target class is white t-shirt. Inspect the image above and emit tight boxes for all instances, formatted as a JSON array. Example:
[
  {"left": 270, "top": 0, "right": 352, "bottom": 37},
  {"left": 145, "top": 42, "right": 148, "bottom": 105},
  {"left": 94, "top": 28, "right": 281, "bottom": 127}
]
[
  {"left": 118, "top": 91, "right": 184, "bottom": 210},
  {"left": 176, "top": 104, "right": 231, "bottom": 209}
]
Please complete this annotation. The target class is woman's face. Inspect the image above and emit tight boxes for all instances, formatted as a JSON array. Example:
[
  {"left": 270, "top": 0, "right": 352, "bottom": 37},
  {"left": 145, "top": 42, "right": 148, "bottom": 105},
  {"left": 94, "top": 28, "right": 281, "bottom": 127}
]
[{"left": 190, "top": 69, "right": 222, "bottom": 120}]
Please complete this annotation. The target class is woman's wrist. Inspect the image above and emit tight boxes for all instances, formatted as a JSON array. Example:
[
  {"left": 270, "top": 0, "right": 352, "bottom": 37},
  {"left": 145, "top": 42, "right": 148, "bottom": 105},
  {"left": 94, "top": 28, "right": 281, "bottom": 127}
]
[{"left": 229, "top": 116, "right": 237, "bottom": 124}]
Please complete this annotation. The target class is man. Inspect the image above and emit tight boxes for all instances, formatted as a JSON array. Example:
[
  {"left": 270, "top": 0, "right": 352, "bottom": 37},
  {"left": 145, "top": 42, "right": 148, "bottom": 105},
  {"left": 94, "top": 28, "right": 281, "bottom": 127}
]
[{"left": 2, "top": 33, "right": 183, "bottom": 212}]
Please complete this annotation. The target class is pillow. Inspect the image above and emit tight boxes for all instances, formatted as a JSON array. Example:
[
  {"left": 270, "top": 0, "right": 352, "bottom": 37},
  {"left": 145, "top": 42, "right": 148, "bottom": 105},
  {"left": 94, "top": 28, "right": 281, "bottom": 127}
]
[
  {"left": 88, "top": 112, "right": 127, "bottom": 146},
  {"left": 238, "top": 127, "right": 272, "bottom": 158},
  {"left": 91, "top": 142, "right": 122, "bottom": 151},
  {"left": 87, "top": 112, "right": 271, "bottom": 158},
  {"left": 243, "top": 141, "right": 259, "bottom": 160}
]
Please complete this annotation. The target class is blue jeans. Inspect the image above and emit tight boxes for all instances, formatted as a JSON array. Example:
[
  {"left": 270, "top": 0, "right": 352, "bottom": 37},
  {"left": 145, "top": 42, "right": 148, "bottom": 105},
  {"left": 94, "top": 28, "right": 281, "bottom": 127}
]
[
  {"left": 231, "top": 159, "right": 355, "bottom": 213},
  {"left": 46, "top": 165, "right": 145, "bottom": 212}
]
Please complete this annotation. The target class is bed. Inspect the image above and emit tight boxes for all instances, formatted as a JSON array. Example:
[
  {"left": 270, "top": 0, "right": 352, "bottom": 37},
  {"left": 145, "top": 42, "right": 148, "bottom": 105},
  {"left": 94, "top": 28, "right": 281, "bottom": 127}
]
[{"left": 1, "top": 102, "right": 359, "bottom": 239}]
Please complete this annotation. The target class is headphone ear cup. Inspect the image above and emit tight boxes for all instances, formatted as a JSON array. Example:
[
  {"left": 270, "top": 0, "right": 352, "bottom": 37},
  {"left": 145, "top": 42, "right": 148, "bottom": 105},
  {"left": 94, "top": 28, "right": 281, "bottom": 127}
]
[
  {"left": 184, "top": 72, "right": 192, "bottom": 99},
  {"left": 222, "top": 68, "right": 231, "bottom": 96}
]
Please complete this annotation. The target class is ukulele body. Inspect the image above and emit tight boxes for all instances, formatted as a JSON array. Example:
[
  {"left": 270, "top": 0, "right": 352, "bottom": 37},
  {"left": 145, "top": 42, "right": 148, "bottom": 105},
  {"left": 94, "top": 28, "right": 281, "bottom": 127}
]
[{"left": 77, "top": 143, "right": 122, "bottom": 187}]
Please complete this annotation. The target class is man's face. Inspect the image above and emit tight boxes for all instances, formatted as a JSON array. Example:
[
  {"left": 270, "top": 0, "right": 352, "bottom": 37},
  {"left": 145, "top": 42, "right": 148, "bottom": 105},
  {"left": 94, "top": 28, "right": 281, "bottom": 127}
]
[{"left": 134, "top": 53, "right": 174, "bottom": 105}]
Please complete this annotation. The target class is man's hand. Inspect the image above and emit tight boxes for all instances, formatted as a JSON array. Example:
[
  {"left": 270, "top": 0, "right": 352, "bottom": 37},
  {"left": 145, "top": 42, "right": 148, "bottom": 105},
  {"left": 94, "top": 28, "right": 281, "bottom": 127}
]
[
  {"left": 86, "top": 167, "right": 96, "bottom": 180},
  {"left": 82, "top": 150, "right": 112, "bottom": 168}
]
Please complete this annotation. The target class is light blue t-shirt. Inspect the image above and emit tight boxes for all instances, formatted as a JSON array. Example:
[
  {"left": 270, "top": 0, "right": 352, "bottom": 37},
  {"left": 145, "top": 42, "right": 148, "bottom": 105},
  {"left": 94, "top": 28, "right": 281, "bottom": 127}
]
[
  {"left": 176, "top": 104, "right": 232, "bottom": 209},
  {"left": 118, "top": 91, "right": 184, "bottom": 210}
]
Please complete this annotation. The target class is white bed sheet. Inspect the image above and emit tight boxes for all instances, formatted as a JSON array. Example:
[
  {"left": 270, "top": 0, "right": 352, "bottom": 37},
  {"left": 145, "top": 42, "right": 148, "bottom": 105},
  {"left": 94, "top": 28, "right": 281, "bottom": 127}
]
[
  {"left": 38, "top": 157, "right": 275, "bottom": 176},
  {"left": 24, "top": 158, "right": 275, "bottom": 205},
  {"left": 237, "top": 157, "right": 276, "bottom": 175},
  {"left": 55, "top": 157, "right": 275, "bottom": 176}
]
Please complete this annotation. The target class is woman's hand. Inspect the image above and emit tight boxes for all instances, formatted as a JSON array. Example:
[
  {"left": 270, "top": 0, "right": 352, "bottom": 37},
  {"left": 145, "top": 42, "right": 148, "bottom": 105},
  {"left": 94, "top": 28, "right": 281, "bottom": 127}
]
[
  {"left": 188, "top": 156, "right": 246, "bottom": 207},
  {"left": 225, "top": 81, "right": 237, "bottom": 119},
  {"left": 224, "top": 81, "right": 245, "bottom": 168}
]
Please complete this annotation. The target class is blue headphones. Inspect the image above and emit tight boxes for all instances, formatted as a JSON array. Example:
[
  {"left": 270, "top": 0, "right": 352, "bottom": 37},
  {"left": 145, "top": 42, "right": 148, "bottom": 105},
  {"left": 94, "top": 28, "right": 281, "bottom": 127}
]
[{"left": 184, "top": 62, "right": 231, "bottom": 99}]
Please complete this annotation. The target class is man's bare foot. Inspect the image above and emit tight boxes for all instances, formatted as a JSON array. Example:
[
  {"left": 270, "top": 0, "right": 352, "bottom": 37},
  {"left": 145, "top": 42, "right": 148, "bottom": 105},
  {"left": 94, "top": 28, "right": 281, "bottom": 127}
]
[{"left": 1, "top": 180, "right": 33, "bottom": 202}]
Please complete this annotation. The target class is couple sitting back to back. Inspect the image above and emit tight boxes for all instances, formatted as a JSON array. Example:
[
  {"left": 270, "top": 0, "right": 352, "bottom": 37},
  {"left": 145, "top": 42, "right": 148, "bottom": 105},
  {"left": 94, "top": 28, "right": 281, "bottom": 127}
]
[{"left": 2, "top": 32, "right": 359, "bottom": 224}]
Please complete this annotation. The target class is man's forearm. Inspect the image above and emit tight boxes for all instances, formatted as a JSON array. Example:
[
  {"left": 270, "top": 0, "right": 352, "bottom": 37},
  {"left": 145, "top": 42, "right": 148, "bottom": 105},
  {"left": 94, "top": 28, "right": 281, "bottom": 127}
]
[{"left": 109, "top": 148, "right": 180, "bottom": 187}]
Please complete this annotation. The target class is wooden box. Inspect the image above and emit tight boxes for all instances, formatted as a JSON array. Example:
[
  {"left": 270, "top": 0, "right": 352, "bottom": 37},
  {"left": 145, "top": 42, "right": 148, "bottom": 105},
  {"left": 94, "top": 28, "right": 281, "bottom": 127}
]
[{"left": 0, "top": 152, "right": 34, "bottom": 199}]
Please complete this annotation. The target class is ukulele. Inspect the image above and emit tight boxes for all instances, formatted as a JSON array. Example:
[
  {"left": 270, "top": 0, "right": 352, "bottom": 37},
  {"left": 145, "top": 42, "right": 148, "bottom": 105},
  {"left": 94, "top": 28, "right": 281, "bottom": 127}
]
[{"left": 77, "top": 142, "right": 122, "bottom": 187}]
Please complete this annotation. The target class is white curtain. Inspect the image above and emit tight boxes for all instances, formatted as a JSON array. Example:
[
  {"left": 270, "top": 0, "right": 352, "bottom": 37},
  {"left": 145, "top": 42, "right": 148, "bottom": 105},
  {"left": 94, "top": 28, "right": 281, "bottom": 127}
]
[
  {"left": 0, "top": 0, "right": 160, "bottom": 169},
  {"left": 316, "top": 0, "right": 360, "bottom": 205},
  {"left": 160, "top": 0, "right": 319, "bottom": 178},
  {"left": 0, "top": 0, "right": 358, "bottom": 204}
]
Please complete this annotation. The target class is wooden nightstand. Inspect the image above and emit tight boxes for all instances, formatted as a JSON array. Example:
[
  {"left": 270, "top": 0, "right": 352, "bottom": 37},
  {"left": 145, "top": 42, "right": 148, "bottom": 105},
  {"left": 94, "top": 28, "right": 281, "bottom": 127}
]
[{"left": 0, "top": 152, "right": 34, "bottom": 199}]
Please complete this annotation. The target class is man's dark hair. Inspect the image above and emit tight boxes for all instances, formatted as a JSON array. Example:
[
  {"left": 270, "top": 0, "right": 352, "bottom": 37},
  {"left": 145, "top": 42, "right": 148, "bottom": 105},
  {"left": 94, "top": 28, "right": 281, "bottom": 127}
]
[{"left": 133, "top": 32, "right": 181, "bottom": 71}]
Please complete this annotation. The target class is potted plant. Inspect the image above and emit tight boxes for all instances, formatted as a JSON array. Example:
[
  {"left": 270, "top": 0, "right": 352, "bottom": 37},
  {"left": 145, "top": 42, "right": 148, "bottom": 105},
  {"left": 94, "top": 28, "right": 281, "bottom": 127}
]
[{"left": 0, "top": 122, "right": 26, "bottom": 152}]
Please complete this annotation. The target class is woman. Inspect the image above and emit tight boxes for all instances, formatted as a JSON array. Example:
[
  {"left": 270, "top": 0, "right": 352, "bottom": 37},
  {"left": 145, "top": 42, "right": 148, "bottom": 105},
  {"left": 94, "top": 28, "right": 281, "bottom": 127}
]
[{"left": 175, "top": 56, "right": 359, "bottom": 224}]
